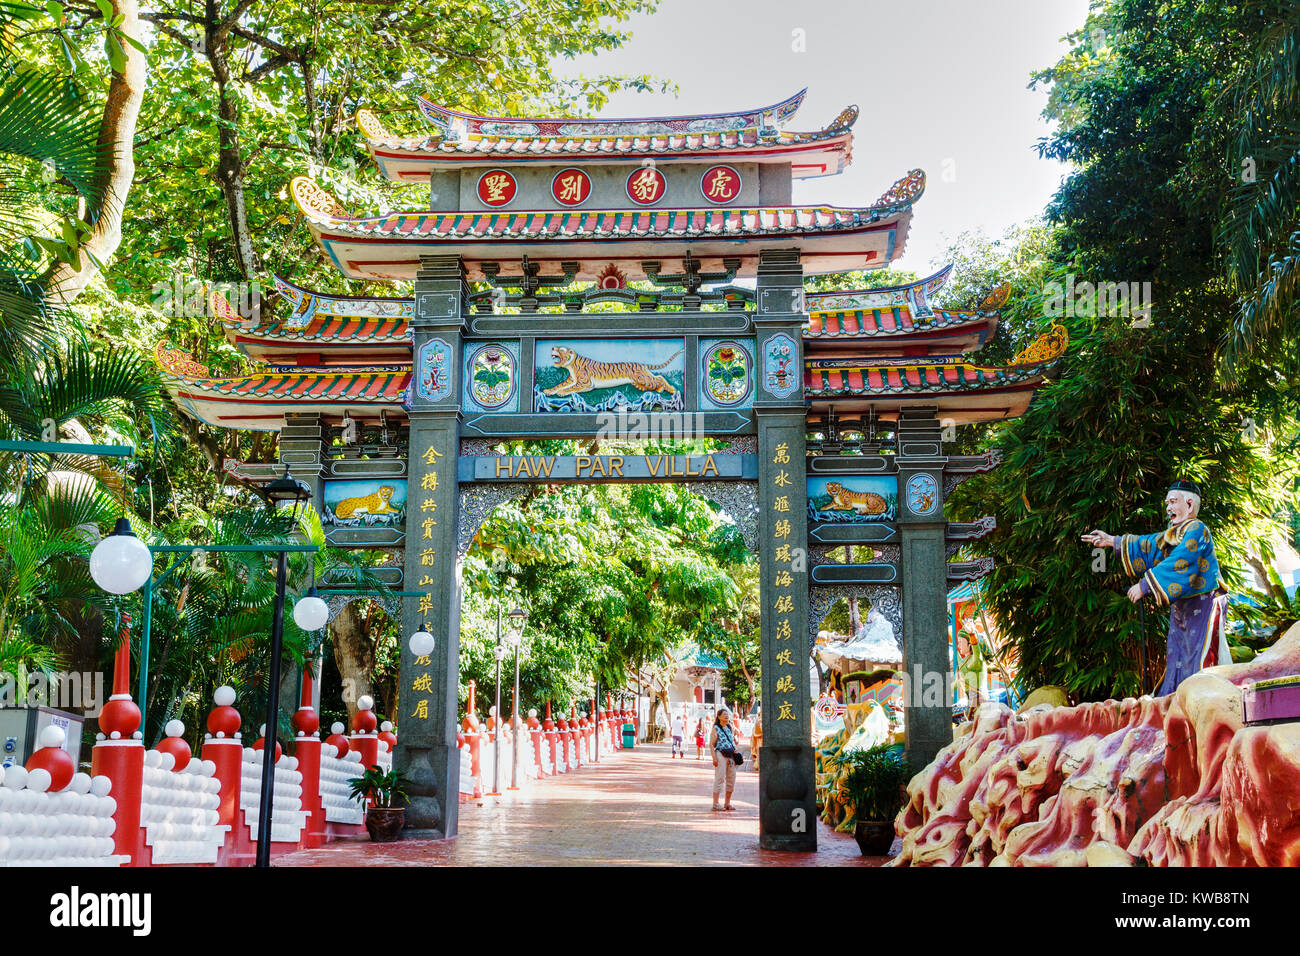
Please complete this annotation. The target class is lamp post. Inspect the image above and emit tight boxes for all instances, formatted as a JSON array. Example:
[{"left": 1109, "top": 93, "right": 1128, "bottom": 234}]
[
  {"left": 255, "top": 464, "right": 314, "bottom": 869},
  {"left": 490, "top": 605, "right": 505, "bottom": 797},
  {"left": 506, "top": 606, "right": 527, "bottom": 791}
]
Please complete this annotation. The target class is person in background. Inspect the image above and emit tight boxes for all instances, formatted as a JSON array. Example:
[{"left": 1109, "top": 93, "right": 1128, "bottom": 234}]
[
  {"left": 750, "top": 714, "right": 762, "bottom": 771},
  {"left": 694, "top": 718, "right": 706, "bottom": 760},
  {"left": 671, "top": 710, "right": 686, "bottom": 758},
  {"left": 708, "top": 708, "right": 739, "bottom": 811}
]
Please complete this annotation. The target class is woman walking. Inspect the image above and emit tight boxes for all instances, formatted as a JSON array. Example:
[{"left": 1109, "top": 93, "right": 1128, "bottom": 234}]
[{"left": 709, "top": 708, "right": 739, "bottom": 812}]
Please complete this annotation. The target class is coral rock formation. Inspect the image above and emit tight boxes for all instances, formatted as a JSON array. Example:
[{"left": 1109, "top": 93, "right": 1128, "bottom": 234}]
[{"left": 892, "top": 622, "right": 1300, "bottom": 866}]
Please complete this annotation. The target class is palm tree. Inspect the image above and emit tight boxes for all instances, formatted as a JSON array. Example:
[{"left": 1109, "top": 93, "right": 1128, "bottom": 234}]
[
  {"left": 0, "top": 482, "right": 117, "bottom": 679},
  {"left": 140, "top": 502, "right": 393, "bottom": 743},
  {"left": 1220, "top": 0, "right": 1300, "bottom": 370}
]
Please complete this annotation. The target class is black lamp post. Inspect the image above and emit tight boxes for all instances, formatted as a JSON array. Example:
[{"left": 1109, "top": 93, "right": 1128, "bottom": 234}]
[{"left": 256, "top": 463, "right": 313, "bottom": 868}]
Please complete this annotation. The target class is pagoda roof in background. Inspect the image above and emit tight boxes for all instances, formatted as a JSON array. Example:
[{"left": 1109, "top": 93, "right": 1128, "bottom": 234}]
[
  {"left": 801, "top": 324, "right": 1068, "bottom": 425},
  {"left": 356, "top": 90, "right": 856, "bottom": 182},
  {"left": 155, "top": 342, "right": 408, "bottom": 431},
  {"left": 216, "top": 261, "right": 998, "bottom": 364},
  {"left": 805, "top": 268, "right": 1009, "bottom": 355},
  {"left": 289, "top": 169, "right": 921, "bottom": 283},
  {"left": 156, "top": 323, "right": 1065, "bottom": 431}
]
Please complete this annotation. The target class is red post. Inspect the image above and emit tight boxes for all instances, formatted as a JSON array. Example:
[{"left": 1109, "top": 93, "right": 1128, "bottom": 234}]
[
  {"left": 464, "top": 684, "right": 483, "bottom": 798},
  {"left": 91, "top": 614, "right": 145, "bottom": 865},
  {"left": 200, "top": 685, "right": 249, "bottom": 866},
  {"left": 572, "top": 702, "right": 587, "bottom": 770},
  {"left": 544, "top": 702, "right": 560, "bottom": 774},
  {"left": 528, "top": 709, "right": 545, "bottom": 778},
  {"left": 349, "top": 694, "right": 380, "bottom": 772},
  {"left": 293, "top": 659, "right": 324, "bottom": 849}
]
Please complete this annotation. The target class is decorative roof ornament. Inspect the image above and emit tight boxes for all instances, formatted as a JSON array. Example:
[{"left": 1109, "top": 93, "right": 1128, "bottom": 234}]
[
  {"left": 1009, "top": 323, "right": 1069, "bottom": 366},
  {"left": 595, "top": 263, "right": 627, "bottom": 290},
  {"left": 873, "top": 168, "right": 926, "bottom": 208},
  {"left": 823, "top": 104, "right": 859, "bottom": 134},
  {"left": 290, "top": 176, "right": 349, "bottom": 221},
  {"left": 977, "top": 281, "right": 1012, "bottom": 312},
  {"left": 154, "top": 340, "right": 209, "bottom": 378},
  {"left": 355, "top": 108, "right": 433, "bottom": 149},
  {"left": 806, "top": 264, "right": 954, "bottom": 314}
]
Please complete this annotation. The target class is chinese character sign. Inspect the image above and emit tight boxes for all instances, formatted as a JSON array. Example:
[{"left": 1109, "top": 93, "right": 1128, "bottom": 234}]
[
  {"left": 551, "top": 168, "right": 592, "bottom": 206},
  {"left": 701, "top": 165, "right": 741, "bottom": 204},
  {"left": 476, "top": 169, "right": 518, "bottom": 207},
  {"left": 626, "top": 166, "right": 666, "bottom": 205}
]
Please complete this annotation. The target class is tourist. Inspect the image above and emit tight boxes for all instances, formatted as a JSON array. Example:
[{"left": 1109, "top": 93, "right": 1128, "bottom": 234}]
[
  {"left": 694, "top": 718, "right": 706, "bottom": 759},
  {"left": 671, "top": 710, "right": 686, "bottom": 758},
  {"left": 709, "top": 708, "right": 739, "bottom": 811},
  {"left": 750, "top": 714, "right": 762, "bottom": 771}
]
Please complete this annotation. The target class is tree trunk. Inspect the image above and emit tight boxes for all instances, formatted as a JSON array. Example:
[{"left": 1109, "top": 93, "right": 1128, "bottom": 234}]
[
  {"left": 207, "top": 39, "right": 259, "bottom": 279},
  {"left": 845, "top": 545, "right": 861, "bottom": 634},
  {"left": 329, "top": 600, "right": 373, "bottom": 720},
  {"left": 44, "top": 0, "right": 146, "bottom": 303}
]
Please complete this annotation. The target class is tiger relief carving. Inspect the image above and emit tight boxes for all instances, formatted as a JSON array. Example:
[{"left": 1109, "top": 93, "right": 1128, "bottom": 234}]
[
  {"left": 822, "top": 482, "right": 889, "bottom": 516},
  {"left": 542, "top": 346, "right": 682, "bottom": 397},
  {"left": 333, "top": 485, "right": 401, "bottom": 519}
]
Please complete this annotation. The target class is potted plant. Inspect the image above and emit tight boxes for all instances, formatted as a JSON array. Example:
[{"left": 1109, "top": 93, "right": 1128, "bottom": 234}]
[
  {"left": 348, "top": 767, "right": 411, "bottom": 843},
  {"left": 841, "top": 744, "right": 910, "bottom": 856}
]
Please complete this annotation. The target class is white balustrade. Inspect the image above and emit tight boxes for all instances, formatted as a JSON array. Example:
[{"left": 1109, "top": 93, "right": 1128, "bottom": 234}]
[
  {"left": 0, "top": 766, "right": 126, "bottom": 867},
  {"left": 239, "top": 748, "right": 308, "bottom": 843},
  {"left": 139, "top": 750, "right": 226, "bottom": 864},
  {"left": 318, "top": 744, "right": 365, "bottom": 825}
]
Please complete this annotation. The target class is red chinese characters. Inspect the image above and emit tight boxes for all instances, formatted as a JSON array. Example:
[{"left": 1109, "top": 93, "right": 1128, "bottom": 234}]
[
  {"left": 701, "top": 165, "right": 741, "bottom": 204},
  {"left": 625, "top": 166, "right": 667, "bottom": 205},
  {"left": 551, "top": 168, "right": 592, "bottom": 206},
  {"left": 476, "top": 169, "right": 517, "bottom": 207}
]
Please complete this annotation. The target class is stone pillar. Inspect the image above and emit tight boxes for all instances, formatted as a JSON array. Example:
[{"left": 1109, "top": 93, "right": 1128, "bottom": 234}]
[
  {"left": 754, "top": 249, "right": 815, "bottom": 851},
  {"left": 397, "top": 255, "right": 467, "bottom": 837},
  {"left": 895, "top": 407, "right": 952, "bottom": 768}
]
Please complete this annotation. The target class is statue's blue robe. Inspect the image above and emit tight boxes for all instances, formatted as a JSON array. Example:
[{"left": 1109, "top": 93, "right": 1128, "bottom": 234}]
[{"left": 1115, "top": 519, "right": 1229, "bottom": 695}]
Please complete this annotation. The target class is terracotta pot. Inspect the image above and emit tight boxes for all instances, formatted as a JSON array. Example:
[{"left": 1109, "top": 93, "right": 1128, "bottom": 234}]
[
  {"left": 854, "top": 819, "right": 894, "bottom": 856},
  {"left": 365, "top": 807, "right": 406, "bottom": 843}
]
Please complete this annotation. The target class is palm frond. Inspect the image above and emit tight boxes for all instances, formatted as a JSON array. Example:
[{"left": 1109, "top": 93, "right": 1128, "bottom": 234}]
[
  {"left": 0, "top": 342, "right": 175, "bottom": 438},
  {"left": 0, "top": 69, "right": 109, "bottom": 231}
]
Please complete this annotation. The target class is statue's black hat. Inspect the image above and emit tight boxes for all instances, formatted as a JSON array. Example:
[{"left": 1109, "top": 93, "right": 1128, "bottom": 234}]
[{"left": 1168, "top": 479, "right": 1201, "bottom": 497}]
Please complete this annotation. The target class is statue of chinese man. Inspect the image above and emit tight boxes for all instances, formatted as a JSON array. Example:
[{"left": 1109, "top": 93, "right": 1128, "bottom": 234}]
[{"left": 1081, "top": 479, "right": 1230, "bottom": 695}]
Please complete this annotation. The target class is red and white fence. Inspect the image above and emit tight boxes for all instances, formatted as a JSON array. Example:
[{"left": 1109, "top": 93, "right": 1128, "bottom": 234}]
[{"left": 455, "top": 684, "right": 637, "bottom": 801}]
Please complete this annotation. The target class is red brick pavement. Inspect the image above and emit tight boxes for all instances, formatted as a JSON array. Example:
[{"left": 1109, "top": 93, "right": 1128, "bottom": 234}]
[{"left": 275, "top": 741, "right": 886, "bottom": 867}]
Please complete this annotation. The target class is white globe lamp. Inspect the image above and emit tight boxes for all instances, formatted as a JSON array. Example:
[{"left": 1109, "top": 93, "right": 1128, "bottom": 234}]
[
  {"left": 293, "top": 588, "right": 329, "bottom": 631},
  {"left": 89, "top": 518, "right": 153, "bottom": 595},
  {"left": 409, "top": 630, "right": 435, "bottom": 657}
]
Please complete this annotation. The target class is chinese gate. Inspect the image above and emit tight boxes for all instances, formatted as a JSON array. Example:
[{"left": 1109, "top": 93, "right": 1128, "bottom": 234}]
[{"left": 160, "top": 90, "right": 1066, "bottom": 851}]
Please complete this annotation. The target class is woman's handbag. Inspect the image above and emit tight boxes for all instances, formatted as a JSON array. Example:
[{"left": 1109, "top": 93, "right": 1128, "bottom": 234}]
[{"left": 732, "top": 750, "right": 744, "bottom": 766}]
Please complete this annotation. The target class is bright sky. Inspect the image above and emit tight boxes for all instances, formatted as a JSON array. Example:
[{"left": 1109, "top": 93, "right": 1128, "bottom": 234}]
[{"left": 559, "top": 0, "right": 1090, "bottom": 272}]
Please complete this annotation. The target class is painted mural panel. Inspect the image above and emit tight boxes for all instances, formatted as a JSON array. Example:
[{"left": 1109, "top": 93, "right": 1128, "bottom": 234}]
[
  {"left": 905, "top": 473, "right": 939, "bottom": 516},
  {"left": 698, "top": 338, "right": 754, "bottom": 411},
  {"left": 462, "top": 341, "right": 520, "bottom": 413},
  {"left": 807, "top": 475, "right": 898, "bottom": 523},
  {"left": 533, "top": 338, "right": 685, "bottom": 413},
  {"left": 762, "top": 332, "right": 800, "bottom": 399},
  {"left": 415, "top": 337, "right": 453, "bottom": 403},
  {"left": 322, "top": 479, "right": 408, "bottom": 529}
]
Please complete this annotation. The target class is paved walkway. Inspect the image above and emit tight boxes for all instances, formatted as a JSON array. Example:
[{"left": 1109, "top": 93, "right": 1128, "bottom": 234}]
[{"left": 276, "top": 741, "right": 885, "bottom": 867}]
